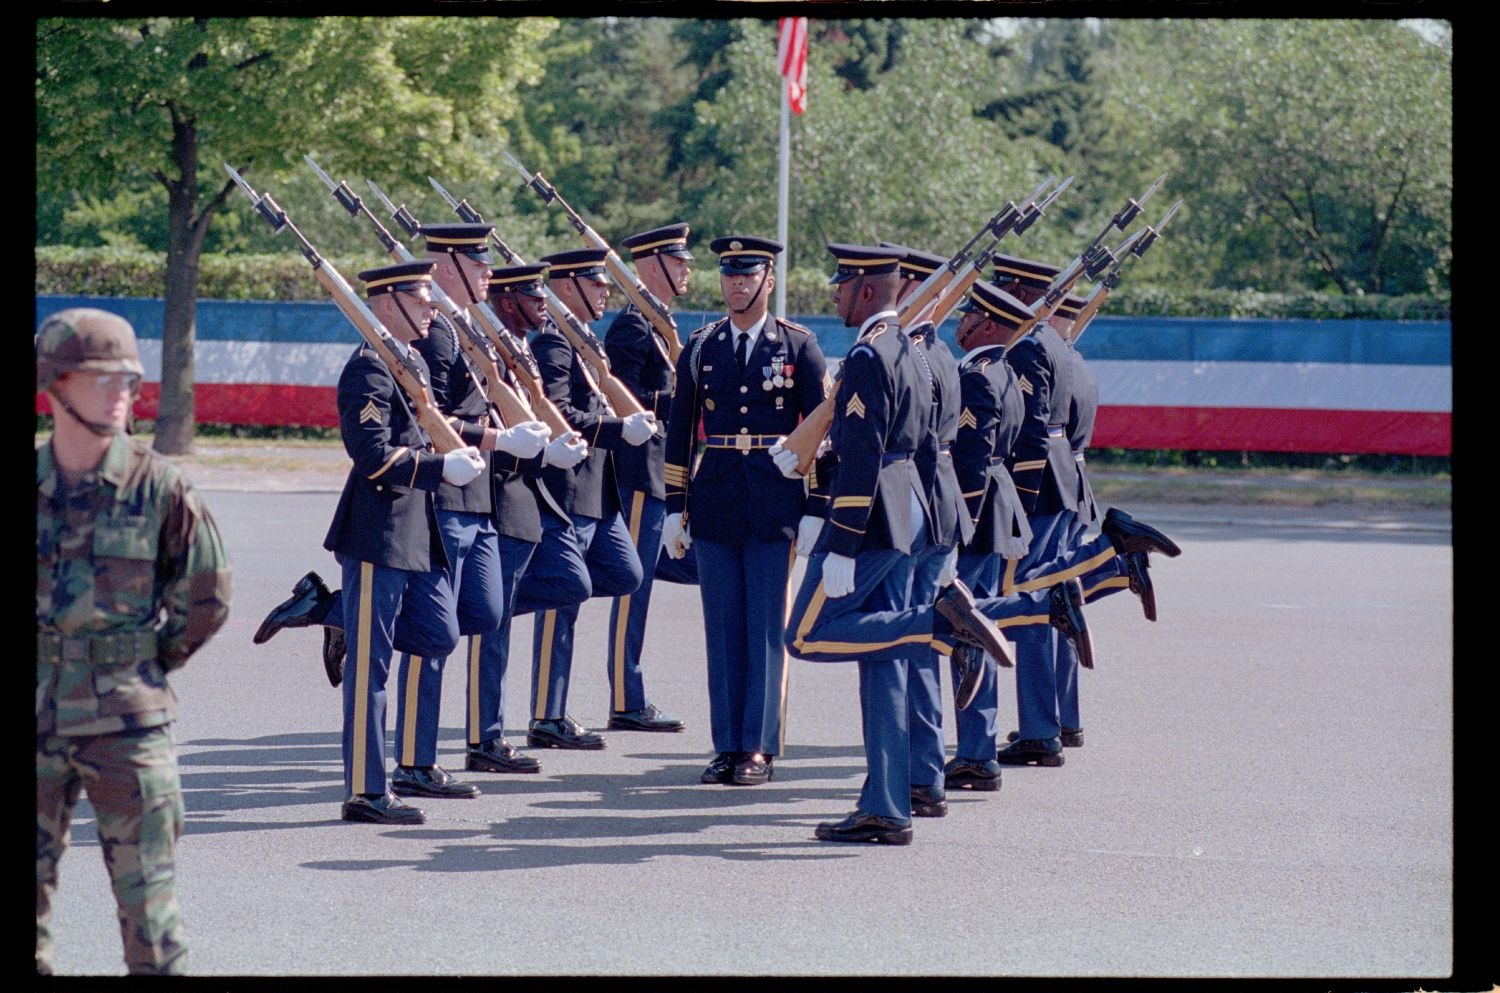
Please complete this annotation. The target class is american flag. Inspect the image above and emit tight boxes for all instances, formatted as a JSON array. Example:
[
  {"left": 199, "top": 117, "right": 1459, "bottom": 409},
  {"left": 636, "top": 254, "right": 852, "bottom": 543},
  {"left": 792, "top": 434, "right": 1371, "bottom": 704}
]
[{"left": 778, "top": 17, "right": 808, "bottom": 115}]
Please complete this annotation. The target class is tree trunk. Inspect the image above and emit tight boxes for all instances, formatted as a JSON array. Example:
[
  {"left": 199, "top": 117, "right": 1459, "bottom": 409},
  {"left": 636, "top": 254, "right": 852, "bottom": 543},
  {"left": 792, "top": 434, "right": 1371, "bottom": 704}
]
[{"left": 154, "top": 114, "right": 209, "bottom": 456}]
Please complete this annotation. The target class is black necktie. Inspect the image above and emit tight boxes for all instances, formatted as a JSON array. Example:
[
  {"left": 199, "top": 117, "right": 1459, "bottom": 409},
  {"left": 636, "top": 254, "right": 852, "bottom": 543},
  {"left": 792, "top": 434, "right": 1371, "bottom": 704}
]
[{"left": 736, "top": 332, "right": 749, "bottom": 374}]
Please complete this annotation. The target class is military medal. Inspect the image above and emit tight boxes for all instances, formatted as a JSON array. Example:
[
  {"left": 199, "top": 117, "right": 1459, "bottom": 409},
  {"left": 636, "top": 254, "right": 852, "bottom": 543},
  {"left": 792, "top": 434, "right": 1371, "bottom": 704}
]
[
  {"left": 783, "top": 362, "right": 794, "bottom": 389},
  {"left": 762, "top": 365, "right": 775, "bottom": 391}
]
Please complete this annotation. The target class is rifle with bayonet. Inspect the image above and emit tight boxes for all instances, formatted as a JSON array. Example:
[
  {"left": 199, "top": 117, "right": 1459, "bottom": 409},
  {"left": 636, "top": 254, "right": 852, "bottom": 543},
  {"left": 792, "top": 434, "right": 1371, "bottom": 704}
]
[
  {"left": 361, "top": 179, "right": 574, "bottom": 437},
  {"left": 501, "top": 152, "right": 683, "bottom": 363},
  {"left": 1031, "top": 172, "right": 1167, "bottom": 324},
  {"left": 926, "top": 175, "right": 1074, "bottom": 328},
  {"left": 1071, "top": 199, "right": 1182, "bottom": 343},
  {"left": 424, "top": 175, "right": 647, "bottom": 418},
  {"left": 894, "top": 175, "right": 1062, "bottom": 328},
  {"left": 303, "top": 155, "right": 543, "bottom": 434},
  {"left": 775, "top": 177, "right": 1071, "bottom": 475},
  {"left": 222, "top": 162, "right": 467, "bottom": 454}
]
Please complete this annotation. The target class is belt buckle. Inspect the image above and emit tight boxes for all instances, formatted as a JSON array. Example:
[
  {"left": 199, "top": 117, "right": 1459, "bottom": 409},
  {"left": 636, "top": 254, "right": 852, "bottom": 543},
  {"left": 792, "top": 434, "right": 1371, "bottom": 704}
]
[{"left": 734, "top": 435, "right": 752, "bottom": 453}]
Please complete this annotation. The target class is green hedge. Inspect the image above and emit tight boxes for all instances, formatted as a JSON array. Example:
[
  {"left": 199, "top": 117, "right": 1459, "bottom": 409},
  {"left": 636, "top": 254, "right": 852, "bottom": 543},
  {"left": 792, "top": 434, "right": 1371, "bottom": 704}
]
[{"left": 37, "top": 245, "right": 1452, "bottom": 320}]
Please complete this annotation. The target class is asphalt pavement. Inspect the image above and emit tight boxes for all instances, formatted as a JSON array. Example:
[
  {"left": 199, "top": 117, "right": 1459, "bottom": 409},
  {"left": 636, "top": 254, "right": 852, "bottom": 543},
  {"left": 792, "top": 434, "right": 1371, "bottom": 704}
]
[{"left": 42, "top": 484, "right": 1459, "bottom": 979}]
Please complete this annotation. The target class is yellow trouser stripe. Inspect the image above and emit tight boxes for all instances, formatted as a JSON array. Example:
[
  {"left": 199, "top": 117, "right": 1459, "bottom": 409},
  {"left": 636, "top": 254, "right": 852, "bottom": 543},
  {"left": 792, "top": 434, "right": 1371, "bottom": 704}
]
[
  {"left": 778, "top": 542, "right": 795, "bottom": 754},
  {"left": 1001, "top": 555, "right": 1019, "bottom": 596},
  {"left": 399, "top": 653, "right": 420, "bottom": 766},
  {"left": 1084, "top": 575, "right": 1130, "bottom": 600},
  {"left": 534, "top": 610, "right": 556, "bottom": 720},
  {"left": 1011, "top": 546, "right": 1116, "bottom": 594},
  {"left": 1013, "top": 459, "right": 1047, "bottom": 472},
  {"left": 613, "top": 490, "right": 646, "bottom": 713},
  {"left": 352, "top": 562, "right": 374, "bottom": 792},
  {"left": 790, "top": 574, "right": 935, "bottom": 654},
  {"left": 994, "top": 612, "right": 1049, "bottom": 629},
  {"left": 467, "top": 635, "right": 482, "bottom": 744}
]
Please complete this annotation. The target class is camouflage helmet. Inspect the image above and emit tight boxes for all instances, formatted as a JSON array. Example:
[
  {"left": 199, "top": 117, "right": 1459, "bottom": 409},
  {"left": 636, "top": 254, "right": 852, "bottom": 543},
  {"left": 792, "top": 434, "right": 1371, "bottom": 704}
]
[{"left": 36, "top": 308, "right": 144, "bottom": 391}]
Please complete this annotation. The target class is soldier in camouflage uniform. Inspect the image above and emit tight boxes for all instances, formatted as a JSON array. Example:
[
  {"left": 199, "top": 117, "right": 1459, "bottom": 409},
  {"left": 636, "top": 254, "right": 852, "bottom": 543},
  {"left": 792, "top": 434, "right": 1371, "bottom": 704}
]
[{"left": 36, "top": 309, "right": 233, "bottom": 975}]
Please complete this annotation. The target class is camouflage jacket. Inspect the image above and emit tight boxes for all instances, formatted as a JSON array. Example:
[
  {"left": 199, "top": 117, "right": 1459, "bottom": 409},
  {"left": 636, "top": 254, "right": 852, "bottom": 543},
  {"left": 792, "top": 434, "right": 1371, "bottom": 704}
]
[{"left": 37, "top": 434, "right": 232, "bottom": 737}]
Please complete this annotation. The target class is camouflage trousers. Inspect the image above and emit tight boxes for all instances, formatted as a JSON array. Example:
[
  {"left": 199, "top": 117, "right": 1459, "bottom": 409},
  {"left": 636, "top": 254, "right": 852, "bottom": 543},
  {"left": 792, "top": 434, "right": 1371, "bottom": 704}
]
[{"left": 36, "top": 725, "right": 187, "bottom": 976}]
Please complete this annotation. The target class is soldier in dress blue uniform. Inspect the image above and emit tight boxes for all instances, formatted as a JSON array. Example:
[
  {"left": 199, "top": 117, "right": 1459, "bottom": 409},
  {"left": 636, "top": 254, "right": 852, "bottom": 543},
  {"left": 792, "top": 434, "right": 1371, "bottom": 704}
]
[
  {"left": 514, "top": 248, "right": 654, "bottom": 749},
  {"left": 943, "top": 280, "right": 1040, "bottom": 791},
  {"left": 662, "top": 235, "right": 829, "bottom": 787},
  {"left": 780, "top": 245, "right": 1092, "bottom": 845},
  {"left": 468, "top": 263, "right": 592, "bottom": 773},
  {"left": 385, "top": 224, "right": 553, "bottom": 800},
  {"left": 881, "top": 243, "right": 970, "bottom": 819},
  {"left": 599, "top": 223, "right": 699, "bottom": 734},
  {"left": 989, "top": 255, "right": 1181, "bottom": 768},
  {"left": 320, "top": 260, "right": 486, "bottom": 824}
]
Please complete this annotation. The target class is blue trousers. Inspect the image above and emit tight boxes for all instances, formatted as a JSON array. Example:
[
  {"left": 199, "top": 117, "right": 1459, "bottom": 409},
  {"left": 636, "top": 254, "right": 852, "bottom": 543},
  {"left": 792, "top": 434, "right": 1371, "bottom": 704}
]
[
  {"left": 392, "top": 510, "right": 506, "bottom": 768},
  {"left": 694, "top": 537, "right": 796, "bottom": 757},
  {"left": 338, "top": 555, "right": 459, "bottom": 797},
  {"left": 903, "top": 538, "right": 951, "bottom": 792},
  {"left": 606, "top": 491, "right": 698, "bottom": 714},
  {"left": 951, "top": 550, "right": 1006, "bottom": 761},
  {"left": 1008, "top": 510, "right": 1074, "bottom": 740},
  {"left": 527, "top": 512, "right": 642, "bottom": 721},
  {"left": 464, "top": 534, "right": 537, "bottom": 747}
]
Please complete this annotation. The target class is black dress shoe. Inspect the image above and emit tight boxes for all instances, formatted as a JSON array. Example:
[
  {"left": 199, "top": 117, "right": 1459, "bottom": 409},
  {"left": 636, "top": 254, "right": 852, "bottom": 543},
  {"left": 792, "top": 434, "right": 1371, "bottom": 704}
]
[
  {"left": 935, "top": 579, "right": 1015, "bottom": 667},
  {"left": 323, "top": 626, "right": 346, "bottom": 687},
  {"left": 1009, "top": 728, "right": 1083, "bottom": 748},
  {"left": 996, "top": 737, "right": 1065, "bottom": 767},
  {"left": 910, "top": 785, "right": 948, "bottom": 817},
  {"left": 341, "top": 791, "right": 426, "bottom": 824},
  {"left": 701, "top": 751, "right": 740, "bottom": 784},
  {"left": 528, "top": 716, "right": 606, "bottom": 750},
  {"left": 608, "top": 703, "right": 685, "bottom": 733},
  {"left": 731, "top": 752, "right": 773, "bottom": 786},
  {"left": 465, "top": 738, "right": 542, "bottom": 774},
  {"left": 1121, "top": 550, "right": 1156, "bottom": 622},
  {"left": 254, "top": 571, "right": 333, "bottom": 645},
  {"left": 390, "top": 765, "right": 480, "bottom": 799},
  {"left": 950, "top": 642, "right": 985, "bottom": 710},
  {"left": 1102, "top": 507, "right": 1182, "bottom": 558},
  {"left": 944, "top": 756, "right": 1003, "bottom": 791},
  {"left": 1049, "top": 579, "right": 1094, "bottom": 670},
  {"left": 814, "top": 810, "right": 913, "bottom": 845}
]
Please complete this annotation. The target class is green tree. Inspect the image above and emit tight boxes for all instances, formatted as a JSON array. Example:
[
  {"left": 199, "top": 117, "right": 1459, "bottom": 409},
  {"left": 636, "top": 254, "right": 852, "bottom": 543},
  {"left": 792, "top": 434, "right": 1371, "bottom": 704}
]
[
  {"left": 1099, "top": 19, "right": 1451, "bottom": 294},
  {"left": 37, "top": 16, "right": 554, "bottom": 453},
  {"left": 687, "top": 19, "right": 1063, "bottom": 277}
]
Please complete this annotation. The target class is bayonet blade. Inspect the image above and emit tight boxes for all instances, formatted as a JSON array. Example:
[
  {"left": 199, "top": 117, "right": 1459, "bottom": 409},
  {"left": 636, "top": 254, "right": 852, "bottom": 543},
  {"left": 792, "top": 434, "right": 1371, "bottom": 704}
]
[
  {"left": 1137, "top": 171, "right": 1168, "bottom": 210},
  {"left": 366, "top": 180, "right": 399, "bottom": 217},
  {"left": 304, "top": 154, "right": 338, "bottom": 192},
  {"left": 1154, "top": 199, "right": 1183, "bottom": 232},
  {"left": 223, "top": 162, "right": 257, "bottom": 199},
  {"left": 428, "top": 176, "right": 459, "bottom": 209},
  {"left": 501, "top": 150, "right": 532, "bottom": 183}
]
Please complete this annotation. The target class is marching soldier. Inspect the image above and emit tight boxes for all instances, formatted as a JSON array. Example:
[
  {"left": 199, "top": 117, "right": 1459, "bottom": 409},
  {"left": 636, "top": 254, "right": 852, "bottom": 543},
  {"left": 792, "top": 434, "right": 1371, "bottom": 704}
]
[
  {"left": 515, "top": 248, "right": 653, "bottom": 749},
  {"left": 257, "top": 260, "right": 486, "bottom": 822},
  {"left": 942, "top": 280, "right": 1039, "bottom": 791},
  {"left": 599, "top": 223, "right": 698, "bottom": 733},
  {"left": 386, "top": 224, "right": 552, "bottom": 799},
  {"left": 781, "top": 244, "right": 1092, "bottom": 845},
  {"left": 463, "top": 262, "right": 590, "bottom": 775},
  {"left": 37, "top": 308, "right": 232, "bottom": 974},
  {"left": 883, "top": 243, "right": 972, "bottom": 819},
  {"left": 988, "top": 255, "right": 1180, "bottom": 768},
  {"left": 661, "top": 235, "right": 829, "bottom": 786}
]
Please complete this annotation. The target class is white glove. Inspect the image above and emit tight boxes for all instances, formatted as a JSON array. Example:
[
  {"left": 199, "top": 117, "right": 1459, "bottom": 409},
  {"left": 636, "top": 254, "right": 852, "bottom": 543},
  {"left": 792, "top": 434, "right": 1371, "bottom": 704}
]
[
  {"left": 620, "top": 411, "right": 656, "bottom": 446},
  {"left": 795, "top": 515, "right": 822, "bottom": 557},
  {"left": 998, "top": 527, "right": 1031, "bottom": 561},
  {"left": 542, "top": 431, "right": 588, "bottom": 469},
  {"left": 441, "top": 446, "right": 484, "bottom": 486},
  {"left": 662, "top": 512, "right": 692, "bottom": 559},
  {"left": 937, "top": 549, "right": 959, "bottom": 587},
  {"left": 494, "top": 420, "right": 550, "bottom": 458},
  {"left": 768, "top": 438, "right": 805, "bottom": 479},
  {"left": 822, "top": 552, "right": 857, "bottom": 598}
]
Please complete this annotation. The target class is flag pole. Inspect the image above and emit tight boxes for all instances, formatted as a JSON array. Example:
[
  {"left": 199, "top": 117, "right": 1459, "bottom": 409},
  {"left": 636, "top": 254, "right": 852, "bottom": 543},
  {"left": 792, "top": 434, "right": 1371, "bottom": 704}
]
[{"left": 775, "top": 59, "right": 791, "bottom": 320}]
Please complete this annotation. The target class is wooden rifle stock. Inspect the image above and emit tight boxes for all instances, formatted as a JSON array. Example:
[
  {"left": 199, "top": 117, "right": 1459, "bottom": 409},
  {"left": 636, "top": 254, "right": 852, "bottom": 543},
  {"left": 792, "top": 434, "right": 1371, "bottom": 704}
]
[
  {"left": 780, "top": 391, "right": 837, "bottom": 475},
  {"left": 599, "top": 247, "right": 683, "bottom": 364},
  {"left": 544, "top": 298, "right": 648, "bottom": 418},
  {"left": 464, "top": 305, "right": 573, "bottom": 438},
  {"left": 308, "top": 265, "right": 468, "bottom": 454}
]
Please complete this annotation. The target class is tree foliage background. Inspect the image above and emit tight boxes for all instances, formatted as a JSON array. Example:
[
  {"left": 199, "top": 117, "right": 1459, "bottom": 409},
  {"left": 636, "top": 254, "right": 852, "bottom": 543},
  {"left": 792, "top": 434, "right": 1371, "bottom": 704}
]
[{"left": 37, "top": 16, "right": 1452, "bottom": 437}]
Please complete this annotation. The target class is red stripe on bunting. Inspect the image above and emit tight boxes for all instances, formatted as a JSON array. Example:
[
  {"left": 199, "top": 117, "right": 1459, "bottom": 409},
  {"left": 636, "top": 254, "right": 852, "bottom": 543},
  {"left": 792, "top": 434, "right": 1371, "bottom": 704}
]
[
  {"left": 1093, "top": 405, "right": 1452, "bottom": 456},
  {"left": 37, "top": 384, "right": 341, "bottom": 428}
]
